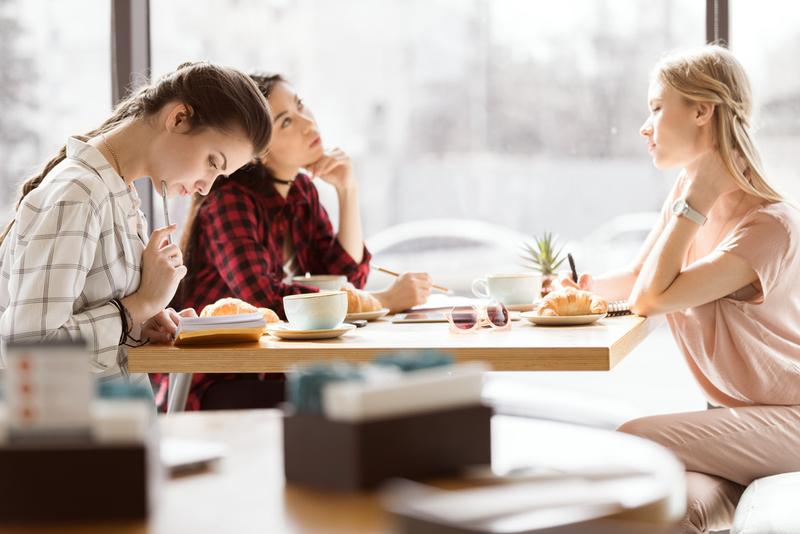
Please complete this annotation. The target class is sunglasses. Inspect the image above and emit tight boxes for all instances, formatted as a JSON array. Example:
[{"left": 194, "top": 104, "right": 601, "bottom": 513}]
[{"left": 446, "top": 301, "right": 511, "bottom": 334}]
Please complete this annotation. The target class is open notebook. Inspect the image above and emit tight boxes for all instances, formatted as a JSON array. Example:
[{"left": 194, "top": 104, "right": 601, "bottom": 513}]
[
  {"left": 175, "top": 312, "right": 267, "bottom": 345},
  {"left": 607, "top": 300, "right": 632, "bottom": 317}
]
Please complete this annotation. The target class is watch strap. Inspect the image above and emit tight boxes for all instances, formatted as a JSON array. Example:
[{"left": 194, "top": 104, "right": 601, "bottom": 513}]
[{"left": 673, "top": 198, "right": 707, "bottom": 225}]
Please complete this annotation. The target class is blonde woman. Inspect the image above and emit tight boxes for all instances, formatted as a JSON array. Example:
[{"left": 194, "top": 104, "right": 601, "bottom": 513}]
[{"left": 561, "top": 45, "right": 800, "bottom": 533}]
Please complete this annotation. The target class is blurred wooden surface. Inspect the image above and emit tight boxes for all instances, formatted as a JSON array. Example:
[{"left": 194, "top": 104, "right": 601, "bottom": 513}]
[{"left": 3, "top": 409, "right": 684, "bottom": 534}]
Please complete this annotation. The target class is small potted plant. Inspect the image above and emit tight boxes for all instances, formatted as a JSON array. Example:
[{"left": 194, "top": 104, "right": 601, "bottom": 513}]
[{"left": 520, "top": 232, "right": 566, "bottom": 297}]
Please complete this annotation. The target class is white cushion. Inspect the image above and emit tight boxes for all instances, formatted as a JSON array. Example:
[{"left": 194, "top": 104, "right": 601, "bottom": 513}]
[{"left": 732, "top": 472, "right": 800, "bottom": 534}]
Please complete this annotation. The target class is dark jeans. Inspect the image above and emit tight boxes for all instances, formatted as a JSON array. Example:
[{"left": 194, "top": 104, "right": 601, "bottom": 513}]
[{"left": 200, "top": 374, "right": 286, "bottom": 411}]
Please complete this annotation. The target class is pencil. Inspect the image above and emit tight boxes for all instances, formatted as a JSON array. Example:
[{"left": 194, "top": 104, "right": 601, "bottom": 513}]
[
  {"left": 161, "top": 180, "right": 173, "bottom": 245},
  {"left": 372, "top": 265, "right": 450, "bottom": 293},
  {"left": 567, "top": 253, "right": 578, "bottom": 284}
]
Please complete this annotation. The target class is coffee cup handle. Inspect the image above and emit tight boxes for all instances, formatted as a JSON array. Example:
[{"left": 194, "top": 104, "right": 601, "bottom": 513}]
[{"left": 471, "top": 278, "right": 490, "bottom": 299}]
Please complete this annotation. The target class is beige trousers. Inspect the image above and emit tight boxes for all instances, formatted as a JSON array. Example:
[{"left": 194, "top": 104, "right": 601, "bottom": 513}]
[{"left": 618, "top": 405, "right": 800, "bottom": 533}]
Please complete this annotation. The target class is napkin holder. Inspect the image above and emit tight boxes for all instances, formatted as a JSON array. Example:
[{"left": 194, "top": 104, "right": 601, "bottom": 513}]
[
  {"left": 0, "top": 439, "right": 151, "bottom": 521},
  {"left": 283, "top": 403, "right": 492, "bottom": 491},
  {"left": 0, "top": 338, "right": 158, "bottom": 523}
]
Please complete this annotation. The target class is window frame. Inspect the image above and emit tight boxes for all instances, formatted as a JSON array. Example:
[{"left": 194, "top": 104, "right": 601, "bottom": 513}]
[
  {"left": 111, "top": 0, "right": 153, "bottom": 221},
  {"left": 113, "top": 0, "right": 728, "bottom": 225}
]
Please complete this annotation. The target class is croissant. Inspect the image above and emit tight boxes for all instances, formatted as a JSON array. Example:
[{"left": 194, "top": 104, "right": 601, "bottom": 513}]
[
  {"left": 534, "top": 287, "right": 608, "bottom": 317},
  {"left": 341, "top": 286, "right": 382, "bottom": 313},
  {"left": 200, "top": 297, "right": 280, "bottom": 324}
]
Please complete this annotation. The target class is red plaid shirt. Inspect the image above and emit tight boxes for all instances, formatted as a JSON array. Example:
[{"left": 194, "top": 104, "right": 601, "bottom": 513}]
[{"left": 152, "top": 165, "right": 371, "bottom": 411}]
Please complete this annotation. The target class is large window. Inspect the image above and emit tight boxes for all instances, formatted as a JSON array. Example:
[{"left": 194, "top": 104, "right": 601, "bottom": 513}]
[
  {"left": 152, "top": 0, "right": 703, "bottom": 293},
  {"left": 731, "top": 0, "right": 800, "bottom": 203},
  {"left": 0, "top": 0, "right": 111, "bottom": 220}
]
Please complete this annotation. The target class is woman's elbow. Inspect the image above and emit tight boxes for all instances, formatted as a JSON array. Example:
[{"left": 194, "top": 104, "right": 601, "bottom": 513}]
[{"left": 628, "top": 293, "right": 658, "bottom": 317}]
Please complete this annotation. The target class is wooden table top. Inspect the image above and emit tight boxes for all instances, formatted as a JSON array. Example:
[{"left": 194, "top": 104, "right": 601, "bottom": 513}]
[
  {"left": 127, "top": 315, "right": 660, "bottom": 374},
  {"left": 6, "top": 409, "right": 683, "bottom": 534}
]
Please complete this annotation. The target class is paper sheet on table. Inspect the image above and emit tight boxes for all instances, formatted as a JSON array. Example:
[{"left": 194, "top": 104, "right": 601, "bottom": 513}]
[
  {"left": 161, "top": 438, "right": 227, "bottom": 474},
  {"left": 384, "top": 473, "right": 669, "bottom": 532}
]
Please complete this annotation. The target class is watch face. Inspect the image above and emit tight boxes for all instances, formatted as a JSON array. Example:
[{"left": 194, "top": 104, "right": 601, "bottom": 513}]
[{"left": 672, "top": 199, "right": 687, "bottom": 215}]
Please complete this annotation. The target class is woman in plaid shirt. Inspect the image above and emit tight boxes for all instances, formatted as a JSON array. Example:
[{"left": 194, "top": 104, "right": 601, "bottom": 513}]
[
  {"left": 156, "top": 74, "right": 432, "bottom": 410},
  {"left": 0, "top": 63, "right": 272, "bottom": 391}
]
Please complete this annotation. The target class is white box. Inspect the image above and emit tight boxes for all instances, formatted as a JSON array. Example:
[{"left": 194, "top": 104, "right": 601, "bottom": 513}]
[{"left": 3, "top": 339, "right": 92, "bottom": 436}]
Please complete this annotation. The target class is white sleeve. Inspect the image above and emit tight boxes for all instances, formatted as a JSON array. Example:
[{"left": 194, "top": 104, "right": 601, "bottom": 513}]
[{"left": 0, "top": 199, "right": 124, "bottom": 373}]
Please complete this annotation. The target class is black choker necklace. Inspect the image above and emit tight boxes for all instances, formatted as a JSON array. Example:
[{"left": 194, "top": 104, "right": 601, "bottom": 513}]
[{"left": 271, "top": 176, "right": 294, "bottom": 186}]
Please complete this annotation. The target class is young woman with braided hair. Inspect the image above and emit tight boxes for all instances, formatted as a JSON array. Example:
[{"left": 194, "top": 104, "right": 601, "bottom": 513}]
[{"left": 0, "top": 62, "right": 272, "bottom": 393}]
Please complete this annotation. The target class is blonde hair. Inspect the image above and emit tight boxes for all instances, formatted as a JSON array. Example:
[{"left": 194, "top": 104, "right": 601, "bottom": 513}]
[{"left": 655, "top": 44, "right": 783, "bottom": 203}]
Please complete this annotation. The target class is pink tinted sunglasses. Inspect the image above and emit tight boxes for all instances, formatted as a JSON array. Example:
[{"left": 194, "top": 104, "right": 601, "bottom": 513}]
[{"left": 446, "top": 301, "right": 511, "bottom": 334}]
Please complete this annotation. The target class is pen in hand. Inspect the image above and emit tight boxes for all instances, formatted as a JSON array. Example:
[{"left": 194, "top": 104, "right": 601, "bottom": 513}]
[
  {"left": 567, "top": 253, "right": 578, "bottom": 284},
  {"left": 372, "top": 265, "right": 450, "bottom": 294},
  {"left": 160, "top": 180, "right": 173, "bottom": 245}
]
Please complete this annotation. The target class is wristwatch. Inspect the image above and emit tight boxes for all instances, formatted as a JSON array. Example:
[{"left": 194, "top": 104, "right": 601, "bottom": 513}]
[{"left": 671, "top": 198, "right": 707, "bottom": 225}]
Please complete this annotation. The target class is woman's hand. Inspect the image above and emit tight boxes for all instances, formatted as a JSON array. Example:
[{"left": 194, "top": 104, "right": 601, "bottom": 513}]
[
  {"left": 308, "top": 148, "right": 355, "bottom": 191},
  {"left": 141, "top": 307, "right": 197, "bottom": 344},
  {"left": 121, "top": 225, "right": 187, "bottom": 325},
  {"left": 557, "top": 272, "right": 594, "bottom": 292},
  {"left": 374, "top": 272, "right": 433, "bottom": 313}
]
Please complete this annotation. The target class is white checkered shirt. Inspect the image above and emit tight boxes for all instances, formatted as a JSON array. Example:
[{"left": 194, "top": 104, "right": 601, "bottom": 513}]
[{"left": 0, "top": 137, "right": 149, "bottom": 385}]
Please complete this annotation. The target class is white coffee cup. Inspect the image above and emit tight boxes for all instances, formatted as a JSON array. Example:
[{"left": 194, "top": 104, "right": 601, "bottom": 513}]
[
  {"left": 283, "top": 291, "right": 348, "bottom": 330},
  {"left": 471, "top": 273, "right": 543, "bottom": 305},
  {"left": 292, "top": 274, "right": 348, "bottom": 291}
]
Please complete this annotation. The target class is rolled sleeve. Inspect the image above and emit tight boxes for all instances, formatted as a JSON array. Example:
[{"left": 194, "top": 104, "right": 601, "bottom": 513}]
[{"left": 322, "top": 239, "right": 372, "bottom": 288}]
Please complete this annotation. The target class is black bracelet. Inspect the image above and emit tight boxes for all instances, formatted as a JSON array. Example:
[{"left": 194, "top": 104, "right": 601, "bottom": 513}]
[{"left": 109, "top": 298, "right": 133, "bottom": 346}]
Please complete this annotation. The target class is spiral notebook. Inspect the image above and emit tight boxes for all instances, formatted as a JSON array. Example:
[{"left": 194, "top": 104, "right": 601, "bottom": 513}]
[{"left": 607, "top": 300, "right": 632, "bottom": 317}]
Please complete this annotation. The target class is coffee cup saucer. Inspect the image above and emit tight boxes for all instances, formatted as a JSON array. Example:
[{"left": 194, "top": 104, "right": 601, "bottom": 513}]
[
  {"left": 266, "top": 322, "right": 356, "bottom": 340},
  {"left": 345, "top": 308, "right": 390, "bottom": 322}
]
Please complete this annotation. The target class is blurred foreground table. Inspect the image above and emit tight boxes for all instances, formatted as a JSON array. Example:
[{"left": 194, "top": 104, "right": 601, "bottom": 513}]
[{"left": 7, "top": 408, "right": 684, "bottom": 534}]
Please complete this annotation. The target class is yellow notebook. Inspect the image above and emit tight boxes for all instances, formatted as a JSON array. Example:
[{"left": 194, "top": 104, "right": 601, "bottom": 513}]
[
  {"left": 174, "top": 313, "right": 267, "bottom": 346},
  {"left": 174, "top": 327, "right": 266, "bottom": 345}
]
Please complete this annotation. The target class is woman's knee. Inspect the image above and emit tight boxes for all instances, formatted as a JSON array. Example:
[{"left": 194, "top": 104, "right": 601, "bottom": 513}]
[
  {"left": 681, "top": 472, "right": 743, "bottom": 533},
  {"left": 617, "top": 415, "right": 661, "bottom": 440},
  {"left": 679, "top": 501, "right": 706, "bottom": 534}
]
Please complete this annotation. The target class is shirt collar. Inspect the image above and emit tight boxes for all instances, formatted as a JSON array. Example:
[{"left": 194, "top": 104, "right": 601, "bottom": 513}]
[
  {"left": 65, "top": 137, "right": 141, "bottom": 213},
  {"left": 231, "top": 167, "right": 311, "bottom": 214},
  {"left": 284, "top": 173, "right": 311, "bottom": 206}
]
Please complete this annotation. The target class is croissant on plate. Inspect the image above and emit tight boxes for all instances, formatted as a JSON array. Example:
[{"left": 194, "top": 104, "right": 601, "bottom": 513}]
[
  {"left": 341, "top": 286, "right": 382, "bottom": 313},
  {"left": 200, "top": 297, "right": 280, "bottom": 324},
  {"left": 533, "top": 287, "right": 608, "bottom": 317}
]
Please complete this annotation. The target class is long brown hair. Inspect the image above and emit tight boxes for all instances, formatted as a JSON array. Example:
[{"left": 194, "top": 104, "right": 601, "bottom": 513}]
[
  {"left": 655, "top": 45, "right": 783, "bottom": 203},
  {"left": 177, "top": 73, "right": 285, "bottom": 304},
  {"left": 0, "top": 62, "right": 273, "bottom": 247}
]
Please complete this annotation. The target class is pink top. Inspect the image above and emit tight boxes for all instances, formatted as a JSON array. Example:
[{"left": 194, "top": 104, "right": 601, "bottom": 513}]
[{"left": 664, "top": 190, "right": 800, "bottom": 407}]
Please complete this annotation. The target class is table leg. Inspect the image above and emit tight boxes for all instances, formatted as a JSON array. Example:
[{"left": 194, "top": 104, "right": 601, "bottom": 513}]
[{"left": 167, "top": 373, "right": 192, "bottom": 413}]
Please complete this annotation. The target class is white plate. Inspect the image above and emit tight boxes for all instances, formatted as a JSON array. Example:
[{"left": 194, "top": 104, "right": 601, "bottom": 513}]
[
  {"left": 266, "top": 323, "right": 356, "bottom": 340},
  {"left": 505, "top": 303, "right": 536, "bottom": 312},
  {"left": 520, "top": 312, "right": 607, "bottom": 326},
  {"left": 345, "top": 308, "right": 390, "bottom": 321}
]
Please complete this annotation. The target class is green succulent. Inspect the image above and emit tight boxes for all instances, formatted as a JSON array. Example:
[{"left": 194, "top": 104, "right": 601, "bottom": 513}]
[{"left": 520, "top": 232, "right": 566, "bottom": 276}]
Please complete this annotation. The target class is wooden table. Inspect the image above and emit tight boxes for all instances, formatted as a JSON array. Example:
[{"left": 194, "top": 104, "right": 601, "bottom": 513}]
[
  {"left": 128, "top": 315, "right": 660, "bottom": 374},
  {"left": 8, "top": 409, "right": 684, "bottom": 534}
]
